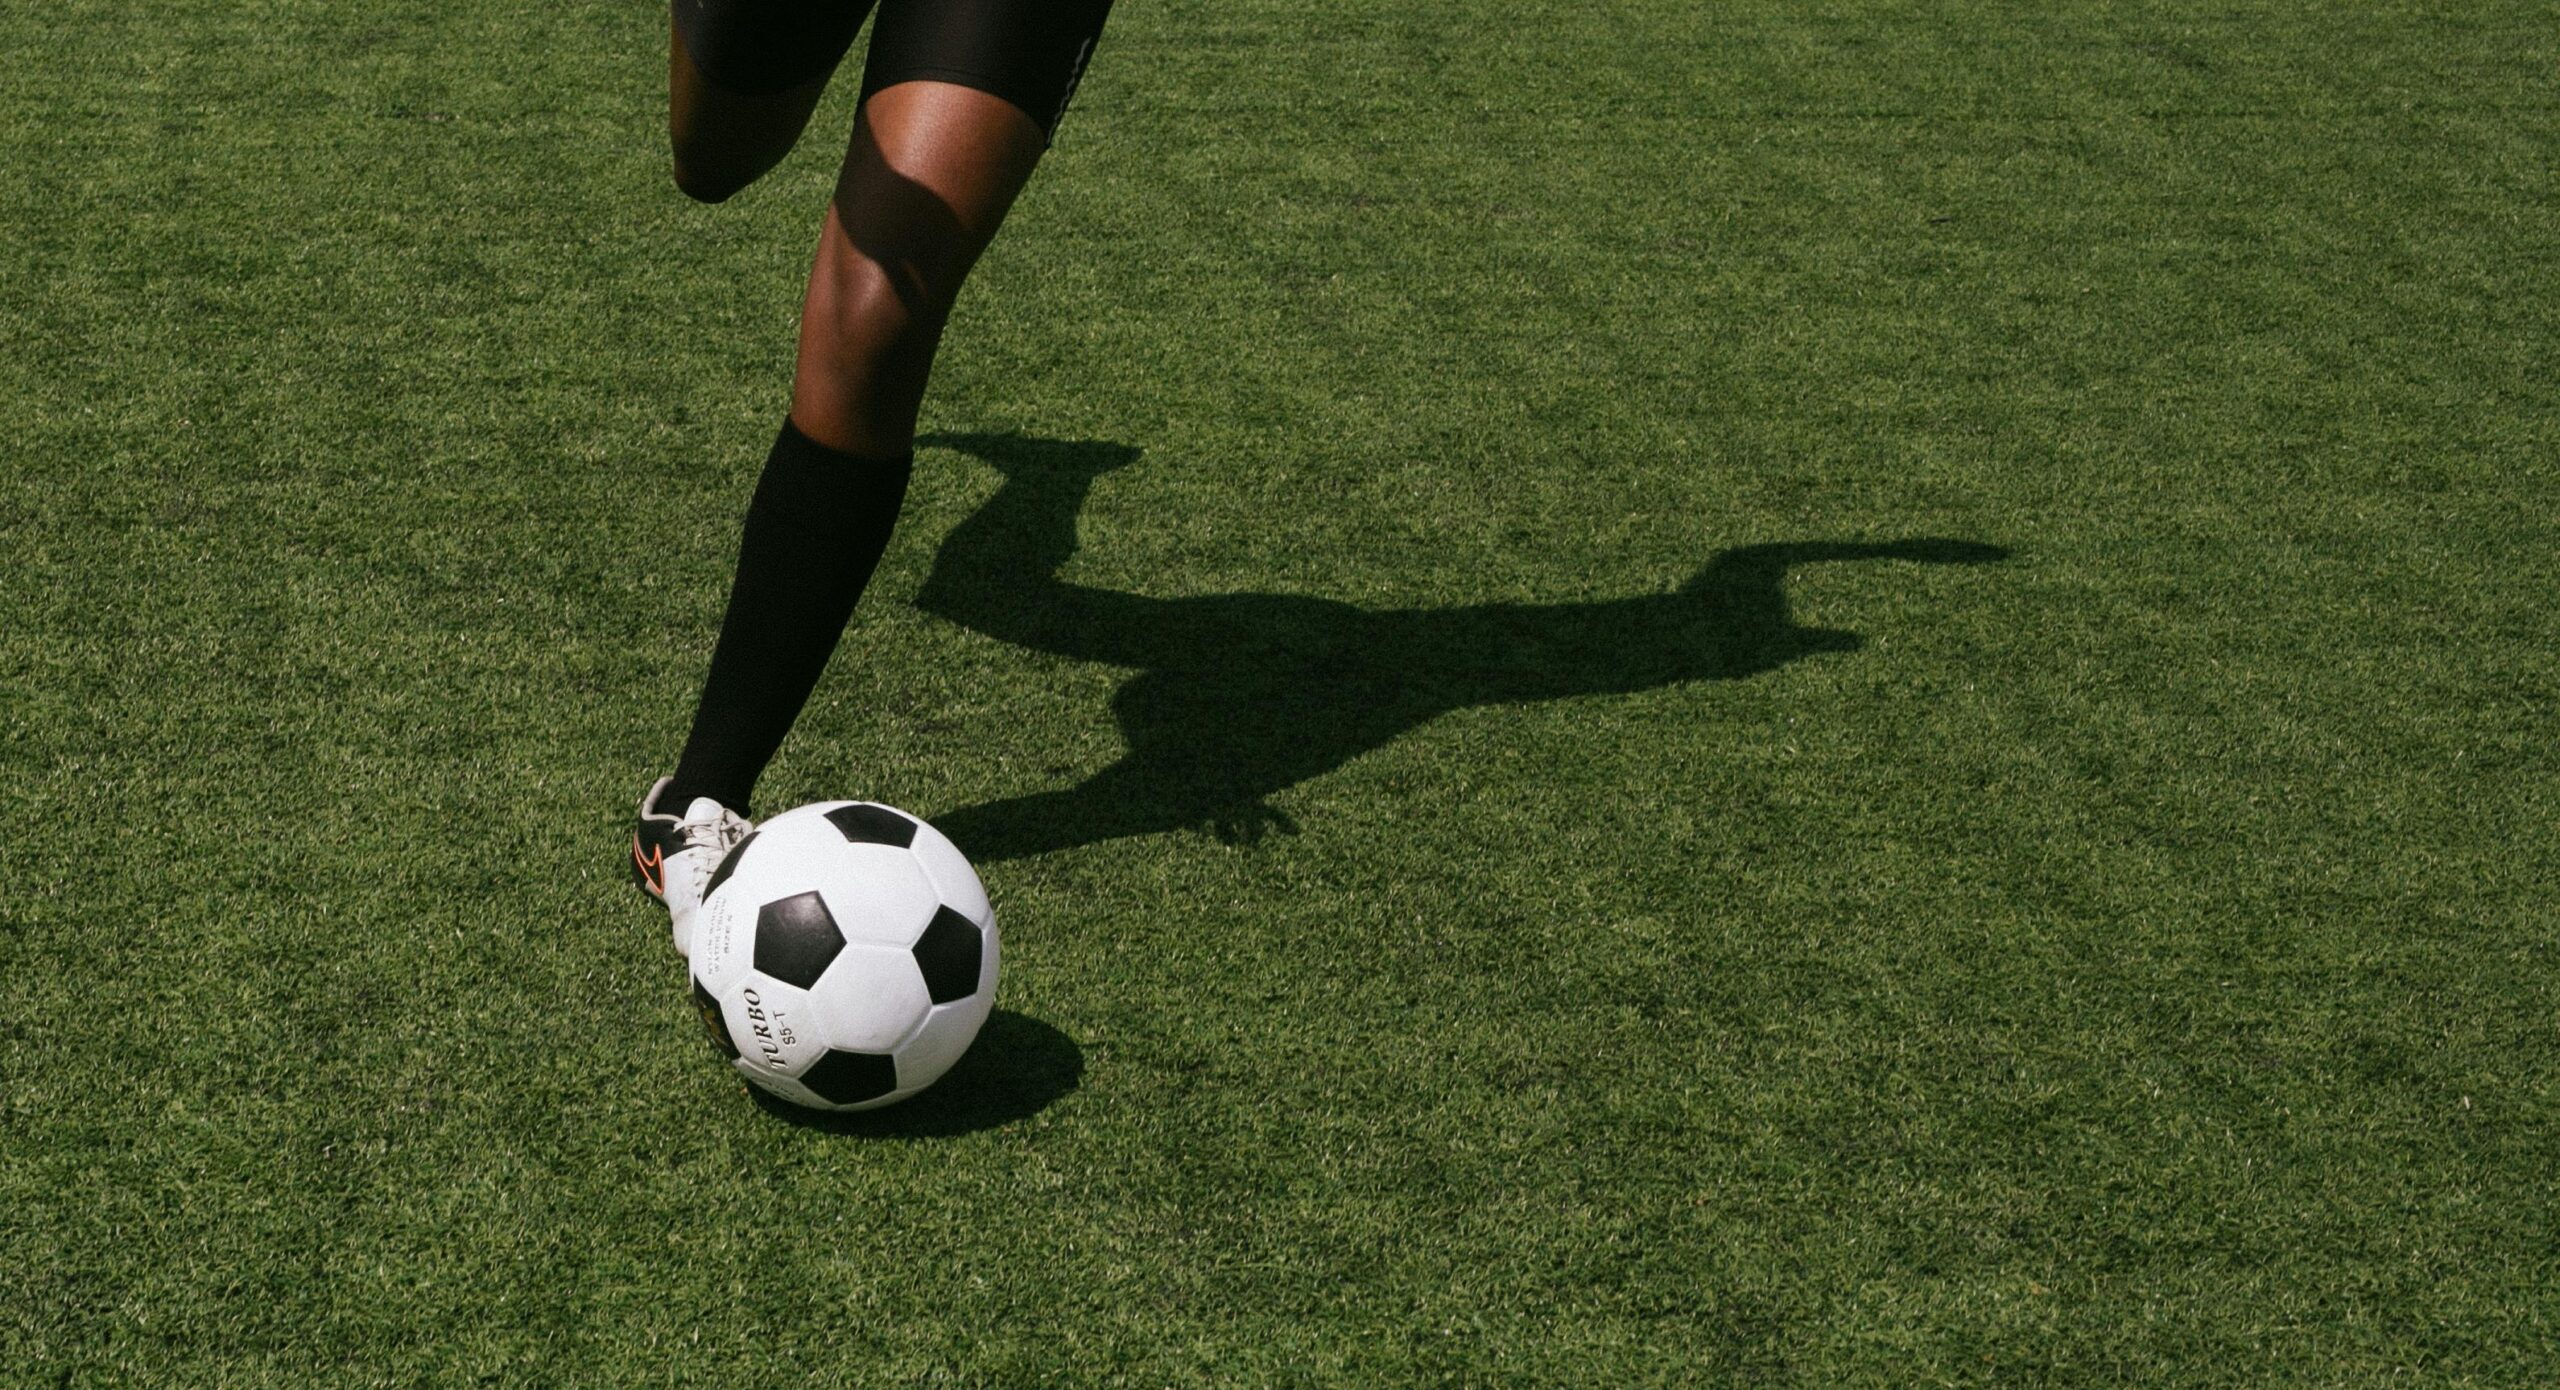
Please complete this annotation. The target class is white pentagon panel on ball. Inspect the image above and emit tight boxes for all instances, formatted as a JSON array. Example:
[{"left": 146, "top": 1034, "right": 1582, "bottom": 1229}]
[
  {"left": 751, "top": 802, "right": 822, "bottom": 831},
  {"left": 738, "top": 811, "right": 856, "bottom": 879},
  {"left": 894, "top": 993, "right": 997, "bottom": 1095},
  {"left": 751, "top": 798, "right": 855, "bottom": 829},
  {"left": 806, "top": 942, "right": 934, "bottom": 1052},
  {"left": 905, "top": 817, "right": 994, "bottom": 926},
  {"left": 718, "top": 976, "right": 829, "bottom": 1081},
  {"left": 814, "top": 845, "right": 942, "bottom": 948}
]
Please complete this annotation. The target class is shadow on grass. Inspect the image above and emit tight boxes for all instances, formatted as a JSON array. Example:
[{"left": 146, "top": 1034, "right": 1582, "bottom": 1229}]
[
  {"left": 743, "top": 1009, "right": 1081, "bottom": 1137},
  {"left": 904, "top": 433, "right": 2009, "bottom": 863}
]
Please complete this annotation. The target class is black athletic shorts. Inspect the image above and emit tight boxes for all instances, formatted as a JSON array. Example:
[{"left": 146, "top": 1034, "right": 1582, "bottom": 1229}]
[{"left": 672, "top": 0, "right": 1112, "bottom": 143}]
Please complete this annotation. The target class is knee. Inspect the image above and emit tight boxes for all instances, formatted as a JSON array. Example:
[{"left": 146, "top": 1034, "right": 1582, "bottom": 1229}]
[
  {"left": 791, "top": 246, "right": 955, "bottom": 457},
  {"left": 806, "top": 236, "right": 956, "bottom": 361}
]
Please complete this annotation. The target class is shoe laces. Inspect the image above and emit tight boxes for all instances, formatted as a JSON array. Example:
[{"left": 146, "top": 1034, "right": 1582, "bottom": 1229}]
[
  {"left": 663, "top": 810, "right": 746, "bottom": 912},
  {"left": 675, "top": 804, "right": 749, "bottom": 856}
]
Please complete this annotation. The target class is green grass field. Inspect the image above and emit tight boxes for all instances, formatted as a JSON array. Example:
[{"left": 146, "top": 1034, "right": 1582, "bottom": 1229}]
[{"left": 6, "top": 0, "right": 2556, "bottom": 1383}]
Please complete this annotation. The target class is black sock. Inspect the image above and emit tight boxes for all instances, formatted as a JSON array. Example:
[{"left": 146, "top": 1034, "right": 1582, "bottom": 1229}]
[{"left": 665, "top": 418, "right": 913, "bottom": 816}]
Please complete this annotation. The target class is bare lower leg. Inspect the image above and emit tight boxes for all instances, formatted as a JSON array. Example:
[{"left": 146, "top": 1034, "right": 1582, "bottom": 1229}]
[{"left": 788, "top": 81, "right": 1048, "bottom": 458}]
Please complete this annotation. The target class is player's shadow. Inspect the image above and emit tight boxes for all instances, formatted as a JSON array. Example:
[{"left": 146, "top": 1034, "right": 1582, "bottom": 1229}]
[
  {"left": 906, "top": 433, "right": 2009, "bottom": 862},
  {"left": 745, "top": 1009, "right": 1082, "bottom": 1136}
]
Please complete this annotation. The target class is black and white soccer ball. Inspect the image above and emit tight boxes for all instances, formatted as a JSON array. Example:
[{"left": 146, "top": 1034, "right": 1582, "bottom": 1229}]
[{"left": 687, "top": 801, "right": 997, "bottom": 1111}]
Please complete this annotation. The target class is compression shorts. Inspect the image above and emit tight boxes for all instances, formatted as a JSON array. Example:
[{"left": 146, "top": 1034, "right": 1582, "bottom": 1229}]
[{"left": 673, "top": 0, "right": 1113, "bottom": 143}]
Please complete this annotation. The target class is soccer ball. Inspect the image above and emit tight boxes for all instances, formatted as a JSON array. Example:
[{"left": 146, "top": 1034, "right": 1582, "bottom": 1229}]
[{"left": 686, "top": 801, "right": 998, "bottom": 1111}]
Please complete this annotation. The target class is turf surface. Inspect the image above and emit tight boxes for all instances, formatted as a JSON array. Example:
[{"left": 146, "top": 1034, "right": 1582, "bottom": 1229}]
[{"left": 5, "top": 0, "right": 2556, "bottom": 1383}]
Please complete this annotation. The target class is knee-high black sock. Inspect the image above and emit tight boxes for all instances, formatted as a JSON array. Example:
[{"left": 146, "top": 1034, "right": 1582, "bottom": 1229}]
[{"left": 665, "top": 418, "right": 912, "bottom": 816}]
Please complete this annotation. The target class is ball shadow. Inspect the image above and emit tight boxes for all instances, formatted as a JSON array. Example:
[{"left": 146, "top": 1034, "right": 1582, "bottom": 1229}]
[{"left": 742, "top": 1008, "right": 1082, "bottom": 1137}]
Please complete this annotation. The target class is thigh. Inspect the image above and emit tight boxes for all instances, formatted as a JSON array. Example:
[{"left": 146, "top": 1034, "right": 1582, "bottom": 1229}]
[{"left": 860, "top": 0, "right": 1116, "bottom": 147}]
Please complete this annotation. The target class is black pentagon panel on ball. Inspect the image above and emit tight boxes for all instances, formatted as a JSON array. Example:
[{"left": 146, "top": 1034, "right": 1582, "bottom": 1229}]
[
  {"left": 754, "top": 890, "right": 845, "bottom": 989},
  {"left": 800, "top": 1048, "right": 899, "bottom": 1106},
  {"left": 691, "top": 979, "right": 739, "bottom": 1061},
  {"left": 823, "top": 803, "right": 917, "bottom": 849},
  {"left": 703, "top": 830, "right": 760, "bottom": 902},
  {"left": 911, "top": 905, "right": 984, "bottom": 1005}
]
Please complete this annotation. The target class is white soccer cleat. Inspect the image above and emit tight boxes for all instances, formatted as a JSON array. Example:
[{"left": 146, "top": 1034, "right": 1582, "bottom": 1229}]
[{"left": 630, "top": 777, "right": 754, "bottom": 957}]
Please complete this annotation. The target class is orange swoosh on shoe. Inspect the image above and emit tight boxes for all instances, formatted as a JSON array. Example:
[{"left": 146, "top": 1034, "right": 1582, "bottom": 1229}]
[{"left": 633, "top": 838, "right": 666, "bottom": 896}]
